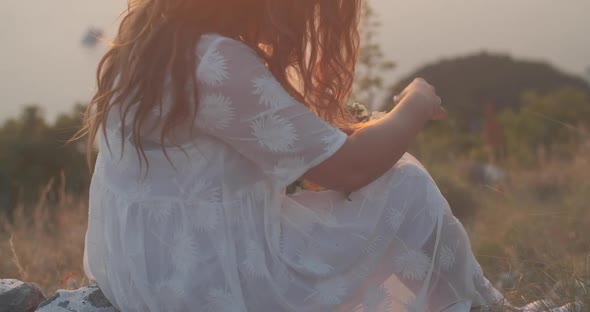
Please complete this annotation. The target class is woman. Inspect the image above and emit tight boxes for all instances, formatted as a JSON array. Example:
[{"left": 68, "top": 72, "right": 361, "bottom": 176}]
[{"left": 81, "top": 0, "right": 505, "bottom": 311}]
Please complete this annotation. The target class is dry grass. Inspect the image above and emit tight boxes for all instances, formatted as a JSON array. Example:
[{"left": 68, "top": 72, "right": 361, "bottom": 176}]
[
  {"left": 1, "top": 144, "right": 589, "bottom": 309},
  {"left": 0, "top": 177, "right": 89, "bottom": 296},
  {"left": 466, "top": 140, "right": 590, "bottom": 309}
]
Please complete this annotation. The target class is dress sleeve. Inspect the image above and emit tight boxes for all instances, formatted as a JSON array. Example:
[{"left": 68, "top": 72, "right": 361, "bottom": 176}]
[{"left": 195, "top": 36, "right": 348, "bottom": 188}]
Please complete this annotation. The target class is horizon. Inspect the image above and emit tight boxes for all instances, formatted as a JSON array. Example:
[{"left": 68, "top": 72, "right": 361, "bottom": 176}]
[{"left": 1, "top": 0, "right": 589, "bottom": 120}]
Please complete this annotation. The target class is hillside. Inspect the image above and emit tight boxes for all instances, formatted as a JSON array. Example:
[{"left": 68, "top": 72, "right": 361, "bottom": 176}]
[{"left": 383, "top": 52, "right": 590, "bottom": 132}]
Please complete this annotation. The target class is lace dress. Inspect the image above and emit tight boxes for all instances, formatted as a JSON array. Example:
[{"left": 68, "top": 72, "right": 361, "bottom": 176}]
[{"left": 83, "top": 33, "right": 504, "bottom": 312}]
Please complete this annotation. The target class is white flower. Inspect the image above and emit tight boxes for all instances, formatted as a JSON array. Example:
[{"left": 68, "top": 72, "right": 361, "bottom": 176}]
[
  {"left": 347, "top": 102, "right": 368, "bottom": 116},
  {"left": 393, "top": 249, "right": 431, "bottom": 281},
  {"left": 206, "top": 288, "right": 242, "bottom": 312},
  {"left": 297, "top": 255, "right": 334, "bottom": 276},
  {"left": 272, "top": 157, "right": 306, "bottom": 182},
  {"left": 198, "top": 48, "right": 228, "bottom": 86},
  {"left": 363, "top": 286, "right": 392, "bottom": 312},
  {"left": 241, "top": 240, "right": 267, "bottom": 278},
  {"left": 386, "top": 207, "right": 406, "bottom": 233},
  {"left": 308, "top": 280, "right": 348, "bottom": 305},
  {"left": 370, "top": 111, "right": 387, "bottom": 121},
  {"left": 439, "top": 244, "right": 456, "bottom": 271},
  {"left": 170, "top": 229, "right": 203, "bottom": 273},
  {"left": 253, "top": 74, "right": 292, "bottom": 109},
  {"left": 197, "top": 93, "right": 235, "bottom": 130},
  {"left": 250, "top": 114, "right": 298, "bottom": 152}
]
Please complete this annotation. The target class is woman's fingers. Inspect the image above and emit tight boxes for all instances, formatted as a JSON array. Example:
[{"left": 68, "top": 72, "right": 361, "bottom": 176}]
[
  {"left": 395, "top": 77, "right": 446, "bottom": 121},
  {"left": 432, "top": 105, "right": 448, "bottom": 120},
  {"left": 394, "top": 77, "right": 430, "bottom": 104}
]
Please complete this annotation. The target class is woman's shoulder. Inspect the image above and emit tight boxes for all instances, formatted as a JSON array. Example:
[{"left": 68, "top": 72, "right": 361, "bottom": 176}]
[{"left": 198, "top": 33, "right": 257, "bottom": 57}]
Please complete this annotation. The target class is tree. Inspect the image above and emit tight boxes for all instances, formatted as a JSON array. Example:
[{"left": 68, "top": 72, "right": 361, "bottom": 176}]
[
  {"left": 352, "top": 1, "right": 395, "bottom": 109},
  {"left": 0, "top": 104, "right": 91, "bottom": 214}
]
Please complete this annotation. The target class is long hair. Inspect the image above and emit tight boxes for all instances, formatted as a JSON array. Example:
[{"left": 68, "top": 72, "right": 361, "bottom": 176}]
[{"left": 79, "top": 0, "right": 361, "bottom": 168}]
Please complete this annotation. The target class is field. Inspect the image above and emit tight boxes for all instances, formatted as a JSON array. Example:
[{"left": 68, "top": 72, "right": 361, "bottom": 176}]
[{"left": 1, "top": 142, "right": 589, "bottom": 310}]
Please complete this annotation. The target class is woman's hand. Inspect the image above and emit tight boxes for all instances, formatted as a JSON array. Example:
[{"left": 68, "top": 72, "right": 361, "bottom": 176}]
[
  {"left": 396, "top": 78, "right": 447, "bottom": 121},
  {"left": 303, "top": 79, "right": 445, "bottom": 192},
  {"left": 303, "top": 78, "right": 441, "bottom": 192}
]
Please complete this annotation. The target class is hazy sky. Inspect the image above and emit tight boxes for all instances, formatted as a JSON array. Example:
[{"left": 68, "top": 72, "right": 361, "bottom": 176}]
[{"left": 1, "top": 0, "right": 589, "bottom": 120}]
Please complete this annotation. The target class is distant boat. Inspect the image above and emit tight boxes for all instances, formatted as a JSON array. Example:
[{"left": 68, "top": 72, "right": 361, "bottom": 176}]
[{"left": 81, "top": 27, "right": 104, "bottom": 48}]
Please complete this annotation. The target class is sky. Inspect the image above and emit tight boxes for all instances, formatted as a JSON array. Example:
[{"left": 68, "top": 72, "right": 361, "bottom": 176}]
[{"left": 1, "top": 0, "right": 589, "bottom": 120}]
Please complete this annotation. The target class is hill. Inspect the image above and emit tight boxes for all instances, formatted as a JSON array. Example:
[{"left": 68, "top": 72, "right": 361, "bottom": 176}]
[{"left": 383, "top": 52, "right": 590, "bottom": 132}]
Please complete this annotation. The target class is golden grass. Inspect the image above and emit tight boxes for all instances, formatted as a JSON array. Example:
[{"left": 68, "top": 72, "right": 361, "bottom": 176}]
[
  {"left": 1, "top": 143, "right": 589, "bottom": 309},
  {"left": 0, "top": 177, "right": 89, "bottom": 296},
  {"left": 465, "top": 141, "right": 590, "bottom": 309}
]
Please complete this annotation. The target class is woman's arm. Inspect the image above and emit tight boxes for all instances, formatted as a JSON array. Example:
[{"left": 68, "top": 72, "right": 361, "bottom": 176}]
[{"left": 303, "top": 78, "right": 446, "bottom": 193}]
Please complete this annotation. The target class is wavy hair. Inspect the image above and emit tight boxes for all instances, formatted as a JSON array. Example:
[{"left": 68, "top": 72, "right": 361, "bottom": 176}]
[{"left": 79, "top": 0, "right": 361, "bottom": 167}]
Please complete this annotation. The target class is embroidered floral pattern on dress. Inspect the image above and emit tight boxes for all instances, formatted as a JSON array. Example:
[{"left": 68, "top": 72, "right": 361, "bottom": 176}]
[
  {"left": 241, "top": 240, "right": 268, "bottom": 278},
  {"left": 250, "top": 114, "right": 298, "bottom": 153},
  {"left": 321, "top": 130, "right": 347, "bottom": 154},
  {"left": 272, "top": 157, "right": 307, "bottom": 183},
  {"left": 363, "top": 235, "right": 384, "bottom": 255},
  {"left": 170, "top": 228, "right": 204, "bottom": 273},
  {"left": 386, "top": 205, "right": 406, "bottom": 233},
  {"left": 253, "top": 74, "right": 294, "bottom": 109},
  {"left": 308, "top": 279, "right": 348, "bottom": 305},
  {"left": 198, "top": 46, "right": 228, "bottom": 86},
  {"left": 296, "top": 254, "right": 334, "bottom": 276},
  {"left": 142, "top": 200, "right": 175, "bottom": 222},
  {"left": 197, "top": 93, "right": 235, "bottom": 130},
  {"left": 439, "top": 244, "right": 457, "bottom": 272},
  {"left": 363, "top": 286, "right": 393, "bottom": 312},
  {"left": 394, "top": 249, "right": 432, "bottom": 281},
  {"left": 189, "top": 201, "right": 221, "bottom": 232}
]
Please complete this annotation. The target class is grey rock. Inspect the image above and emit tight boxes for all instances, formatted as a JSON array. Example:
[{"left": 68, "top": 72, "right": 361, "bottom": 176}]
[
  {"left": 0, "top": 279, "right": 46, "bottom": 312},
  {"left": 36, "top": 283, "right": 118, "bottom": 312}
]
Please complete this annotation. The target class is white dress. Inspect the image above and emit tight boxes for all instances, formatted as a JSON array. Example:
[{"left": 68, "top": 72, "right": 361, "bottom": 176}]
[{"left": 83, "top": 33, "right": 504, "bottom": 312}]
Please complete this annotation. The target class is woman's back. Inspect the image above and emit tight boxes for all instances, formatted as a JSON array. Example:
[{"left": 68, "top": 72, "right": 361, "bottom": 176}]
[
  {"left": 84, "top": 33, "right": 360, "bottom": 311},
  {"left": 85, "top": 32, "right": 506, "bottom": 311}
]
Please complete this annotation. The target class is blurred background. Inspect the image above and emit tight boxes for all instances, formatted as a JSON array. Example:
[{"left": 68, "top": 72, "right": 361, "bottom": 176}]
[{"left": 1, "top": 0, "right": 589, "bottom": 308}]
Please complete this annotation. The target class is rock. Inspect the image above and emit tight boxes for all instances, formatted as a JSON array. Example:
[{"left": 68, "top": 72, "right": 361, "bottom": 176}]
[
  {"left": 36, "top": 283, "right": 118, "bottom": 312},
  {"left": 0, "top": 279, "right": 46, "bottom": 312}
]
